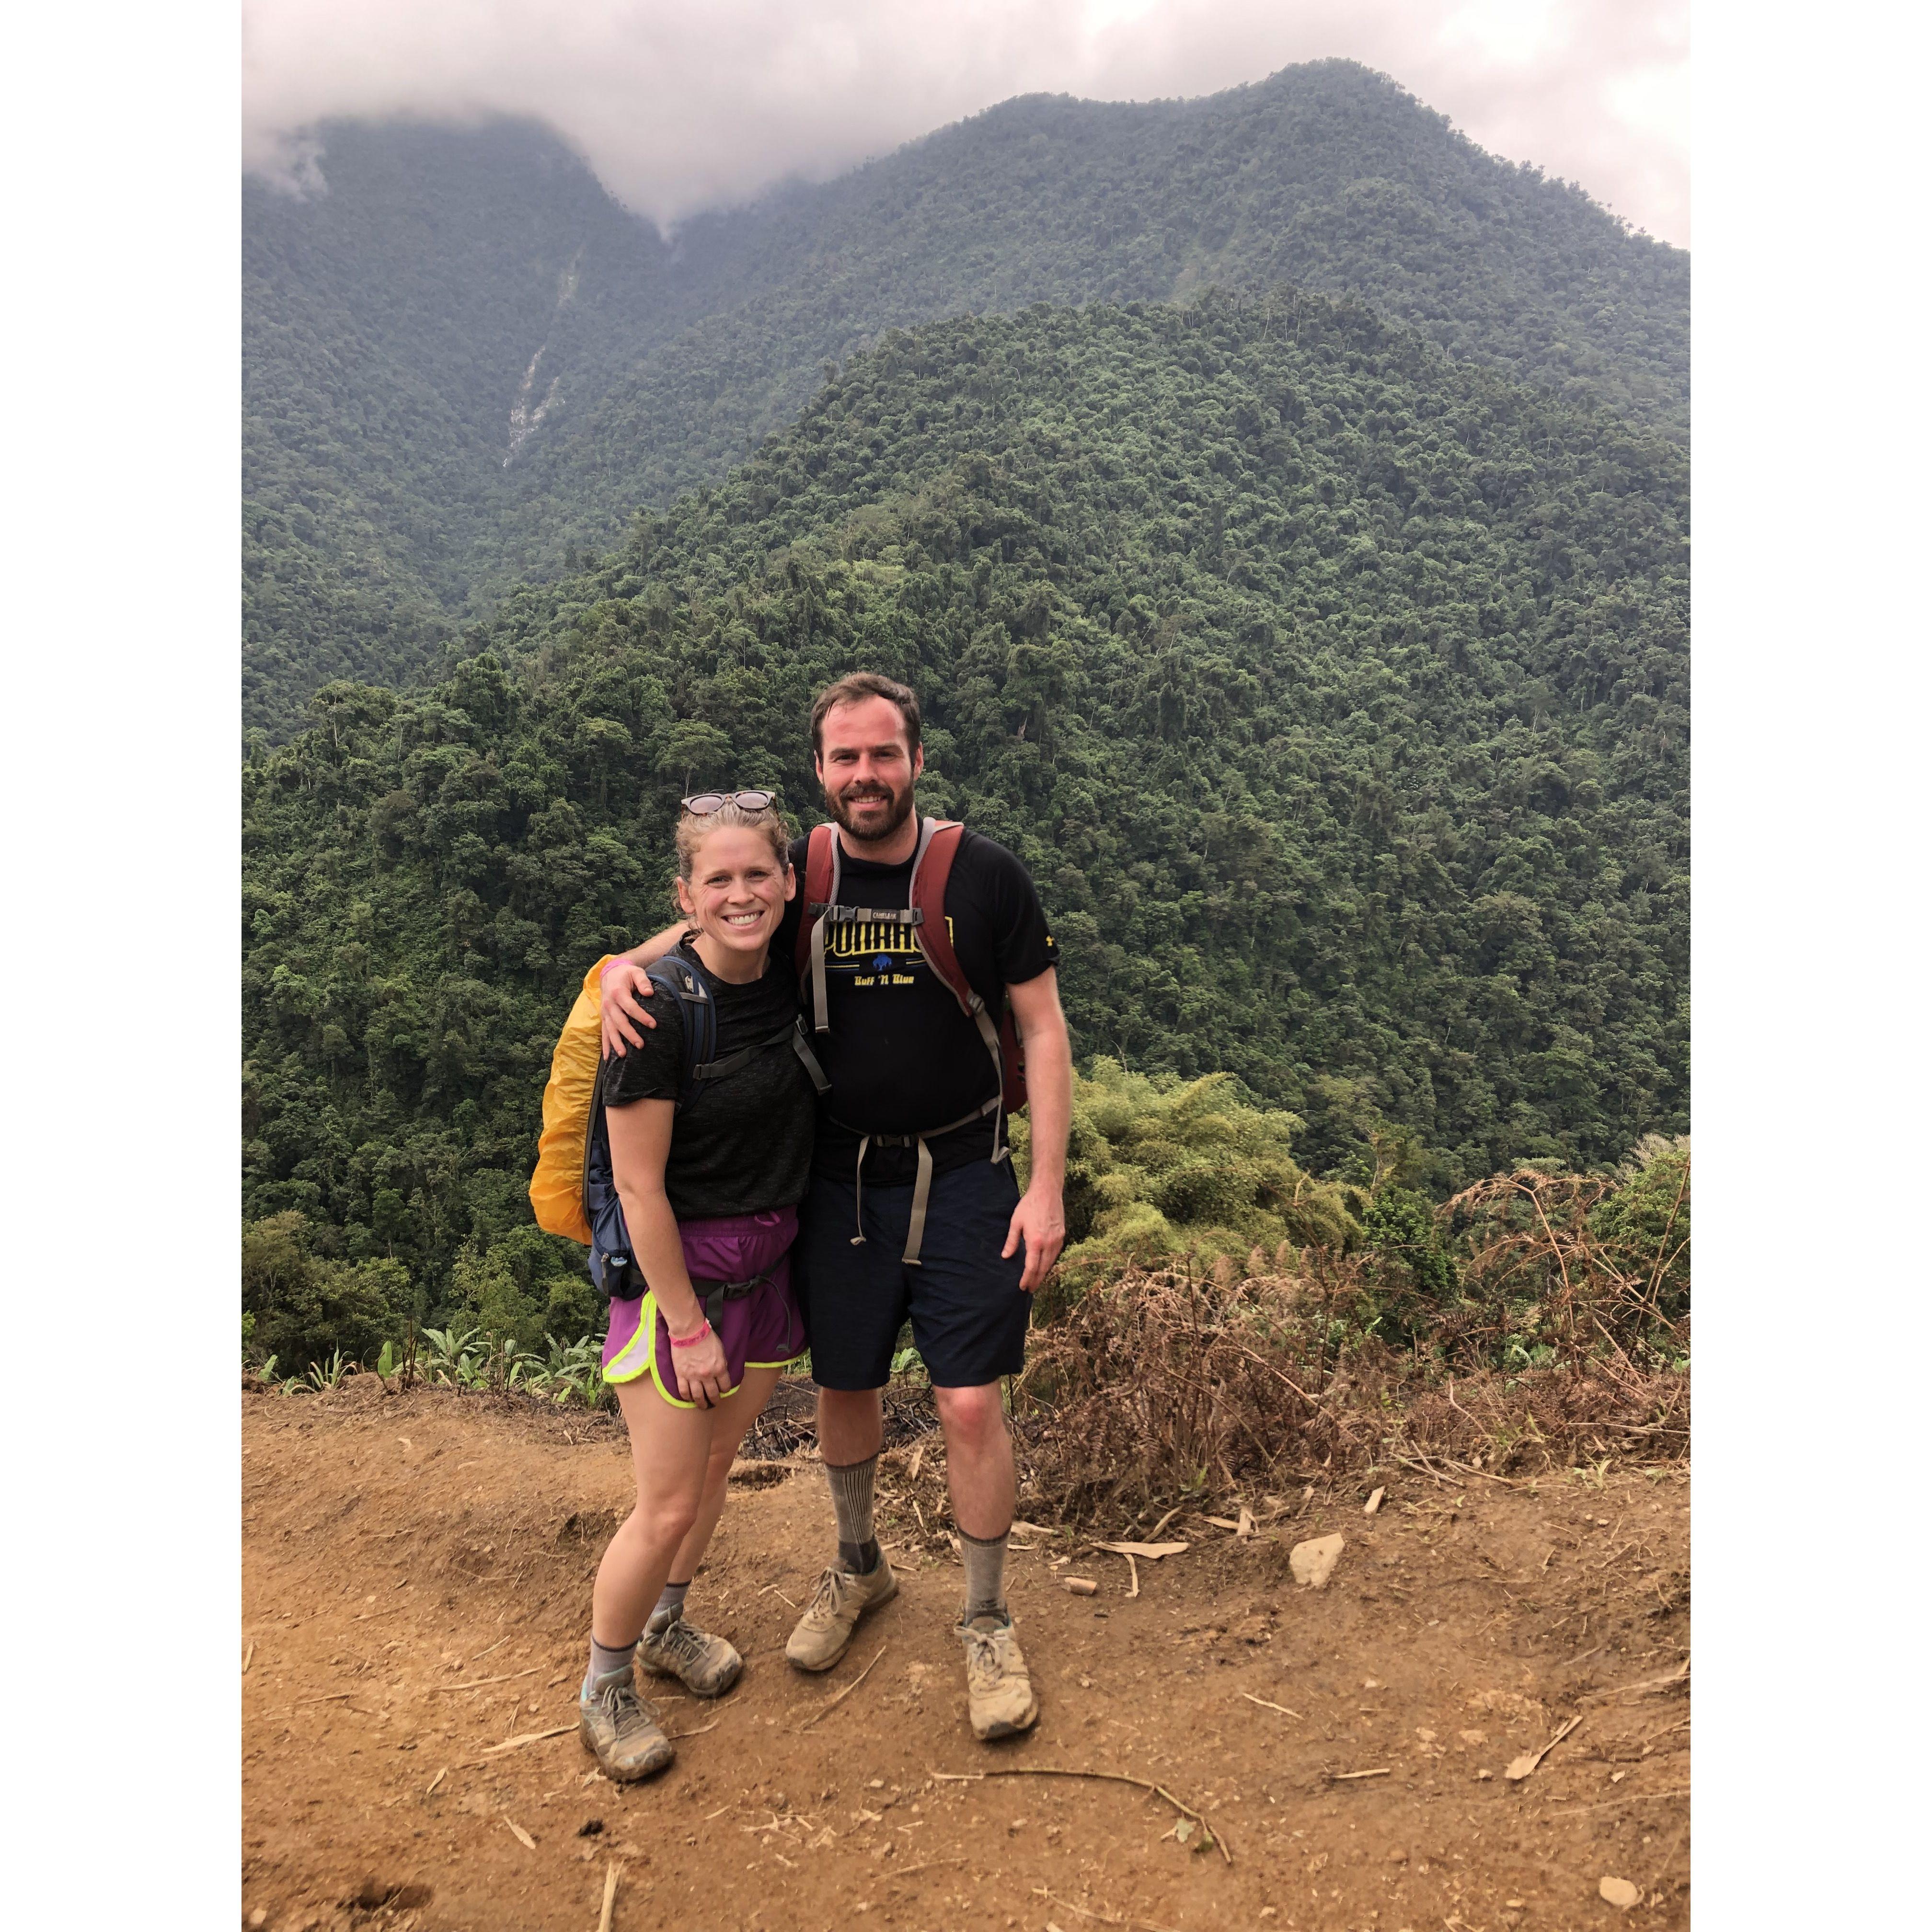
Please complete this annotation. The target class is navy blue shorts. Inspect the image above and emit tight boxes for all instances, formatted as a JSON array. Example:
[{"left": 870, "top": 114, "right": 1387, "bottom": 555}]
[{"left": 795, "top": 1158, "right": 1032, "bottom": 1391}]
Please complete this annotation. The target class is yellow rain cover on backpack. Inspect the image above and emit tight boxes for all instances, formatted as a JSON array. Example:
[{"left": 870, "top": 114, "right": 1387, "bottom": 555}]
[{"left": 528, "top": 954, "right": 614, "bottom": 1245}]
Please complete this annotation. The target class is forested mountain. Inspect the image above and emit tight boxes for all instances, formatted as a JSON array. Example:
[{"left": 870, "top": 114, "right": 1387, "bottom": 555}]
[
  {"left": 243, "top": 289, "right": 1688, "bottom": 1325},
  {"left": 244, "top": 60, "right": 1688, "bottom": 736},
  {"left": 243, "top": 121, "right": 682, "bottom": 727}
]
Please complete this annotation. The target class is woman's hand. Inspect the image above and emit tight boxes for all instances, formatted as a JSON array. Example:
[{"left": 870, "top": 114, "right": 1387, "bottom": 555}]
[{"left": 667, "top": 1316, "right": 730, "bottom": 1409}]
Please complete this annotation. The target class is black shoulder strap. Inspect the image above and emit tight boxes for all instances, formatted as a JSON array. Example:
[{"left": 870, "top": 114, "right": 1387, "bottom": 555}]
[{"left": 644, "top": 955, "right": 716, "bottom": 1112}]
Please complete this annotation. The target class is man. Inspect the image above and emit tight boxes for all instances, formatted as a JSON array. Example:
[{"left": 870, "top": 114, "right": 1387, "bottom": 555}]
[{"left": 598, "top": 672, "right": 1071, "bottom": 1740}]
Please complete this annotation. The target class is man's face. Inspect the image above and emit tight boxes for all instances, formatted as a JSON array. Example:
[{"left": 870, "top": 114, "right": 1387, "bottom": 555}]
[{"left": 815, "top": 695, "right": 925, "bottom": 844}]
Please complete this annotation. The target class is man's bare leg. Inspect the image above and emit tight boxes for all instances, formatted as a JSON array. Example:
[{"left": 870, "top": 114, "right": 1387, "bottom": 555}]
[
  {"left": 817, "top": 1385, "right": 885, "bottom": 1465},
  {"left": 932, "top": 1382, "right": 1014, "bottom": 1535}
]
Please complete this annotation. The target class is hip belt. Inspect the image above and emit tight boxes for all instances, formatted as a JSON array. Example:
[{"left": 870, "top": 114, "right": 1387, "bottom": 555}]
[
  {"left": 690, "top": 1273, "right": 774, "bottom": 1327},
  {"left": 834, "top": 1096, "right": 1007, "bottom": 1266}
]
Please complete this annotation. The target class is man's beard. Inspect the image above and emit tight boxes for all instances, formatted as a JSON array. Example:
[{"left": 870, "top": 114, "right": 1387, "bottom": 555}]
[{"left": 826, "top": 777, "right": 916, "bottom": 847}]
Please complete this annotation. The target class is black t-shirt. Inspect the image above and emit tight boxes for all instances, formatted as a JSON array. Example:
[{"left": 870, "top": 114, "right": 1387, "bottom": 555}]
[
  {"left": 774, "top": 827, "right": 1058, "bottom": 1183},
  {"left": 598, "top": 942, "right": 817, "bottom": 1221}
]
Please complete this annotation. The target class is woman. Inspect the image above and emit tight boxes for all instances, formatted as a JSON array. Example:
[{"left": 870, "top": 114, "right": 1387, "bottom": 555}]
[{"left": 579, "top": 792, "right": 817, "bottom": 1781}]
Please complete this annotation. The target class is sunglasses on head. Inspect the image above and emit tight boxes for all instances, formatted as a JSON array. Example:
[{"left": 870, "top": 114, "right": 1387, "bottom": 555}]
[{"left": 679, "top": 790, "right": 776, "bottom": 816}]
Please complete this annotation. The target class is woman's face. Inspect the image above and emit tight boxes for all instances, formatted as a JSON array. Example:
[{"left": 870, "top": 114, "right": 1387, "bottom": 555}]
[{"left": 676, "top": 825, "right": 794, "bottom": 958}]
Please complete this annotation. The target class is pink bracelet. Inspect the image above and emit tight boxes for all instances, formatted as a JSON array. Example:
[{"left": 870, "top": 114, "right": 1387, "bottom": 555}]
[{"left": 667, "top": 1318, "right": 712, "bottom": 1350}]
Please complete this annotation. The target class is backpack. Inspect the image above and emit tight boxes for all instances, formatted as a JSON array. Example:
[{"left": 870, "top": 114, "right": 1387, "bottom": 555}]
[
  {"left": 529, "top": 950, "right": 828, "bottom": 1296},
  {"left": 794, "top": 816, "right": 1028, "bottom": 1116}
]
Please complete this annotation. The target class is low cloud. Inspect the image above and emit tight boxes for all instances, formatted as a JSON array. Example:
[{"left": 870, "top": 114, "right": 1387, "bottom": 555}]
[{"left": 243, "top": 0, "right": 1688, "bottom": 244}]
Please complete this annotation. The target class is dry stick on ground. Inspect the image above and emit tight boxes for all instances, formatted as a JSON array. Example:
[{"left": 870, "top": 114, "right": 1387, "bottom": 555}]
[
  {"left": 1033, "top": 1885, "right": 1182, "bottom": 1932},
  {"left": 597, "top": 1861, "right": 621, "bottom": 1932},
  {"left": 502, "top": 1817, "right": 536, "bottom": 1851},
  {"left": 1326, "top": 1768, "right": 1392, "bottom": 1782},
  {"left": 1242, "top": 1692, "right": 1303, "bottom": 1720},
  {"left": 425, "top": 1765, "right": 448, "bottom": 1797},
  {"left": 888, "top": 1858, "right": 967, "bottom": 1880},
  {"left": 1393, "top": 1455, "right": 1463, "bottom": 1490},
  {"left": 797, "top": 1644, "right": 888, "bottom": 1731},
  {"left": 931, "top": 1767, "right": 1231, "bottom": 1866},
  {"left": 1549, "top": 1787, "right": 1690, "bottom": 1817},
  {"left": 1583, "top": 1662, "right": 1690, "bottom": 1703},
  {"left": 437, "top": 1667, "right": 541, "bottom": 1694},
  {"left": 667, "top": 1717, "right": 721, "bottom": 1742},
  {"left": 243, "top": 1642, "right": 255, "bottom": 1674},
  {"left": 465, "top": 1725, "right": 577, "bottom": 1764}
]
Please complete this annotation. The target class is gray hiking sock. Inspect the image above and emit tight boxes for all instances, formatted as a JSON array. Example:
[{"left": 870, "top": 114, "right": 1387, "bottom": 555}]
[
  {"left": 959, "top": 1525, "right": 1011, "bottom": 1624},
  {"left": 826, "top": 1455, "right": 881, "bottom": 1574},
  {"left": 646, "top": 1580, "right": 690, "bottom": 1633},
  {"left": 583, "top": 1635, "right": 637, "bottom": 1697}
]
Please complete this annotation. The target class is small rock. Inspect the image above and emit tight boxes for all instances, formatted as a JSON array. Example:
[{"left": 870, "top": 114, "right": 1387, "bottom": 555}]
[
  {"left": 1387, "top": 1846, "right": 1408, "bottom": 1863},
  {"left": 1063, "top": 1576, "right": 1099, "bottom": 1596},
  {"left": 247, "top": 1913, "right": 267, "bottom": 1930},
  {"left": 1364, "top": 1487, "right": 1386, "bottom": 1516},
  {"left": 1289, "top": 1532, "right": 1346, "bottom": 1588},
  {"left": 1599, "top": 1875, "right": 1640, "bottom": 1910}
]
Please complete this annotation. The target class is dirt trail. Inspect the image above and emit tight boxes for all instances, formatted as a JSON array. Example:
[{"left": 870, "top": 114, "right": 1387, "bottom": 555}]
[{"left": 242, "top": 1380, "right": 1689, "bottom": 1932}]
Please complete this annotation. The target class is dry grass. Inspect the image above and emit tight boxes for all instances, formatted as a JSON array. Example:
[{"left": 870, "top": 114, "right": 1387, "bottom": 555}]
[
  {"left": 1011, "top": 1252, "right": 1688, "bottom": 1525},
  {"left": 1444, "top": 1156, "right": 1690, "bottom": 1374}
]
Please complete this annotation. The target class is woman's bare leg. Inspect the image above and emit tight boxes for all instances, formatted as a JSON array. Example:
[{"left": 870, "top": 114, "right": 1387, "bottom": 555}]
[
  {"left": 590, "top": 1379, "right": 718, "bottom": 1647},
  {"left": 662, "top": 1365, "right": 784, "bottom": 1586}
]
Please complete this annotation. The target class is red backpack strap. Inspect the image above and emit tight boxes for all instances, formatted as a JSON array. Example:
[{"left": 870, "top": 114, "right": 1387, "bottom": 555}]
[
  {"left": 798, "top": 822, "right": 840, "bottom": 1031},
  {"left": 911, "top": 822, "right": 1029, "bottom": 1117},
  {"left": 908, "top": 822, "right": 968, "bottom": 1013}
]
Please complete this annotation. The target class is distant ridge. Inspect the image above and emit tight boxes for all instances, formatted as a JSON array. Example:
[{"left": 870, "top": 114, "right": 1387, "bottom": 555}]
[{"left": 244, "top": 60, "right": 1688, "bottom": 735}]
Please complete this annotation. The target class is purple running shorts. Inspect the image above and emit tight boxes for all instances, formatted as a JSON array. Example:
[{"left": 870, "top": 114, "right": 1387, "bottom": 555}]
[{"left": 601, "top": 1206, "right": 805, "bottom": 1406}]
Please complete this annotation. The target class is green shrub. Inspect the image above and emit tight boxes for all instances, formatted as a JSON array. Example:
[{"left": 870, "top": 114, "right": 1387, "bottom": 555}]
[
  {"left": 242, "top": 1211, "right": 405, "bottom": 1371},
  {"left": 1014, "top": 1058, "right": 1358, "bottom": 1281},
  {"left": 1588, "top": 1135, "right": 1691, "bottom": 1324},
  {"left": 451, "top": 1222, "right": 598, "bottom": 1354}
]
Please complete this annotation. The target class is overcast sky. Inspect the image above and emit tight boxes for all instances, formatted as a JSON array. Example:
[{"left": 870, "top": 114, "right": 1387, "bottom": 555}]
[{"left": 242, "top": 0, "right": 1688, "bottom": 245}]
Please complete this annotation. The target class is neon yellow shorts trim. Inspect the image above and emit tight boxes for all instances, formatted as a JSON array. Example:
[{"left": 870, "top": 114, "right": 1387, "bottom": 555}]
[{"left": 604, "top": 1291, "right": 806, "bottom": 1409}]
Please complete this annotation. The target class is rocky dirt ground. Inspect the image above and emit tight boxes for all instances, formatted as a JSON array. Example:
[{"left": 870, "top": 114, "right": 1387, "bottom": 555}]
[{"left": 242, "top": 1378, "right": 1689, "bottom": 1932}]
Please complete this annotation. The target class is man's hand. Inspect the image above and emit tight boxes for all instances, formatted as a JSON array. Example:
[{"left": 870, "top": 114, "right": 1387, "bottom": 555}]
[
  {"left": 1002, "top": 1182, "right": 1066, "bottom": 1294},
  {"left": 599, "top": 956, "right": 663, "bottom": 1058}
]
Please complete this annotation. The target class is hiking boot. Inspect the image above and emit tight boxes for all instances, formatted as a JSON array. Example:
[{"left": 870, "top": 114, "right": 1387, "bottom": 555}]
[
  {"left": 637, "top": 1615, "right": 743, "bottom": 1698},
  {"left": 957, "top": 1612, "right": 1039, "bottom": 1741},
  {"left": 578, "top": 1676, "right": 675, "bottom": 1782},
  {"left": 784, "top": 1558, "right": 899, "bottom": 1672}
]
